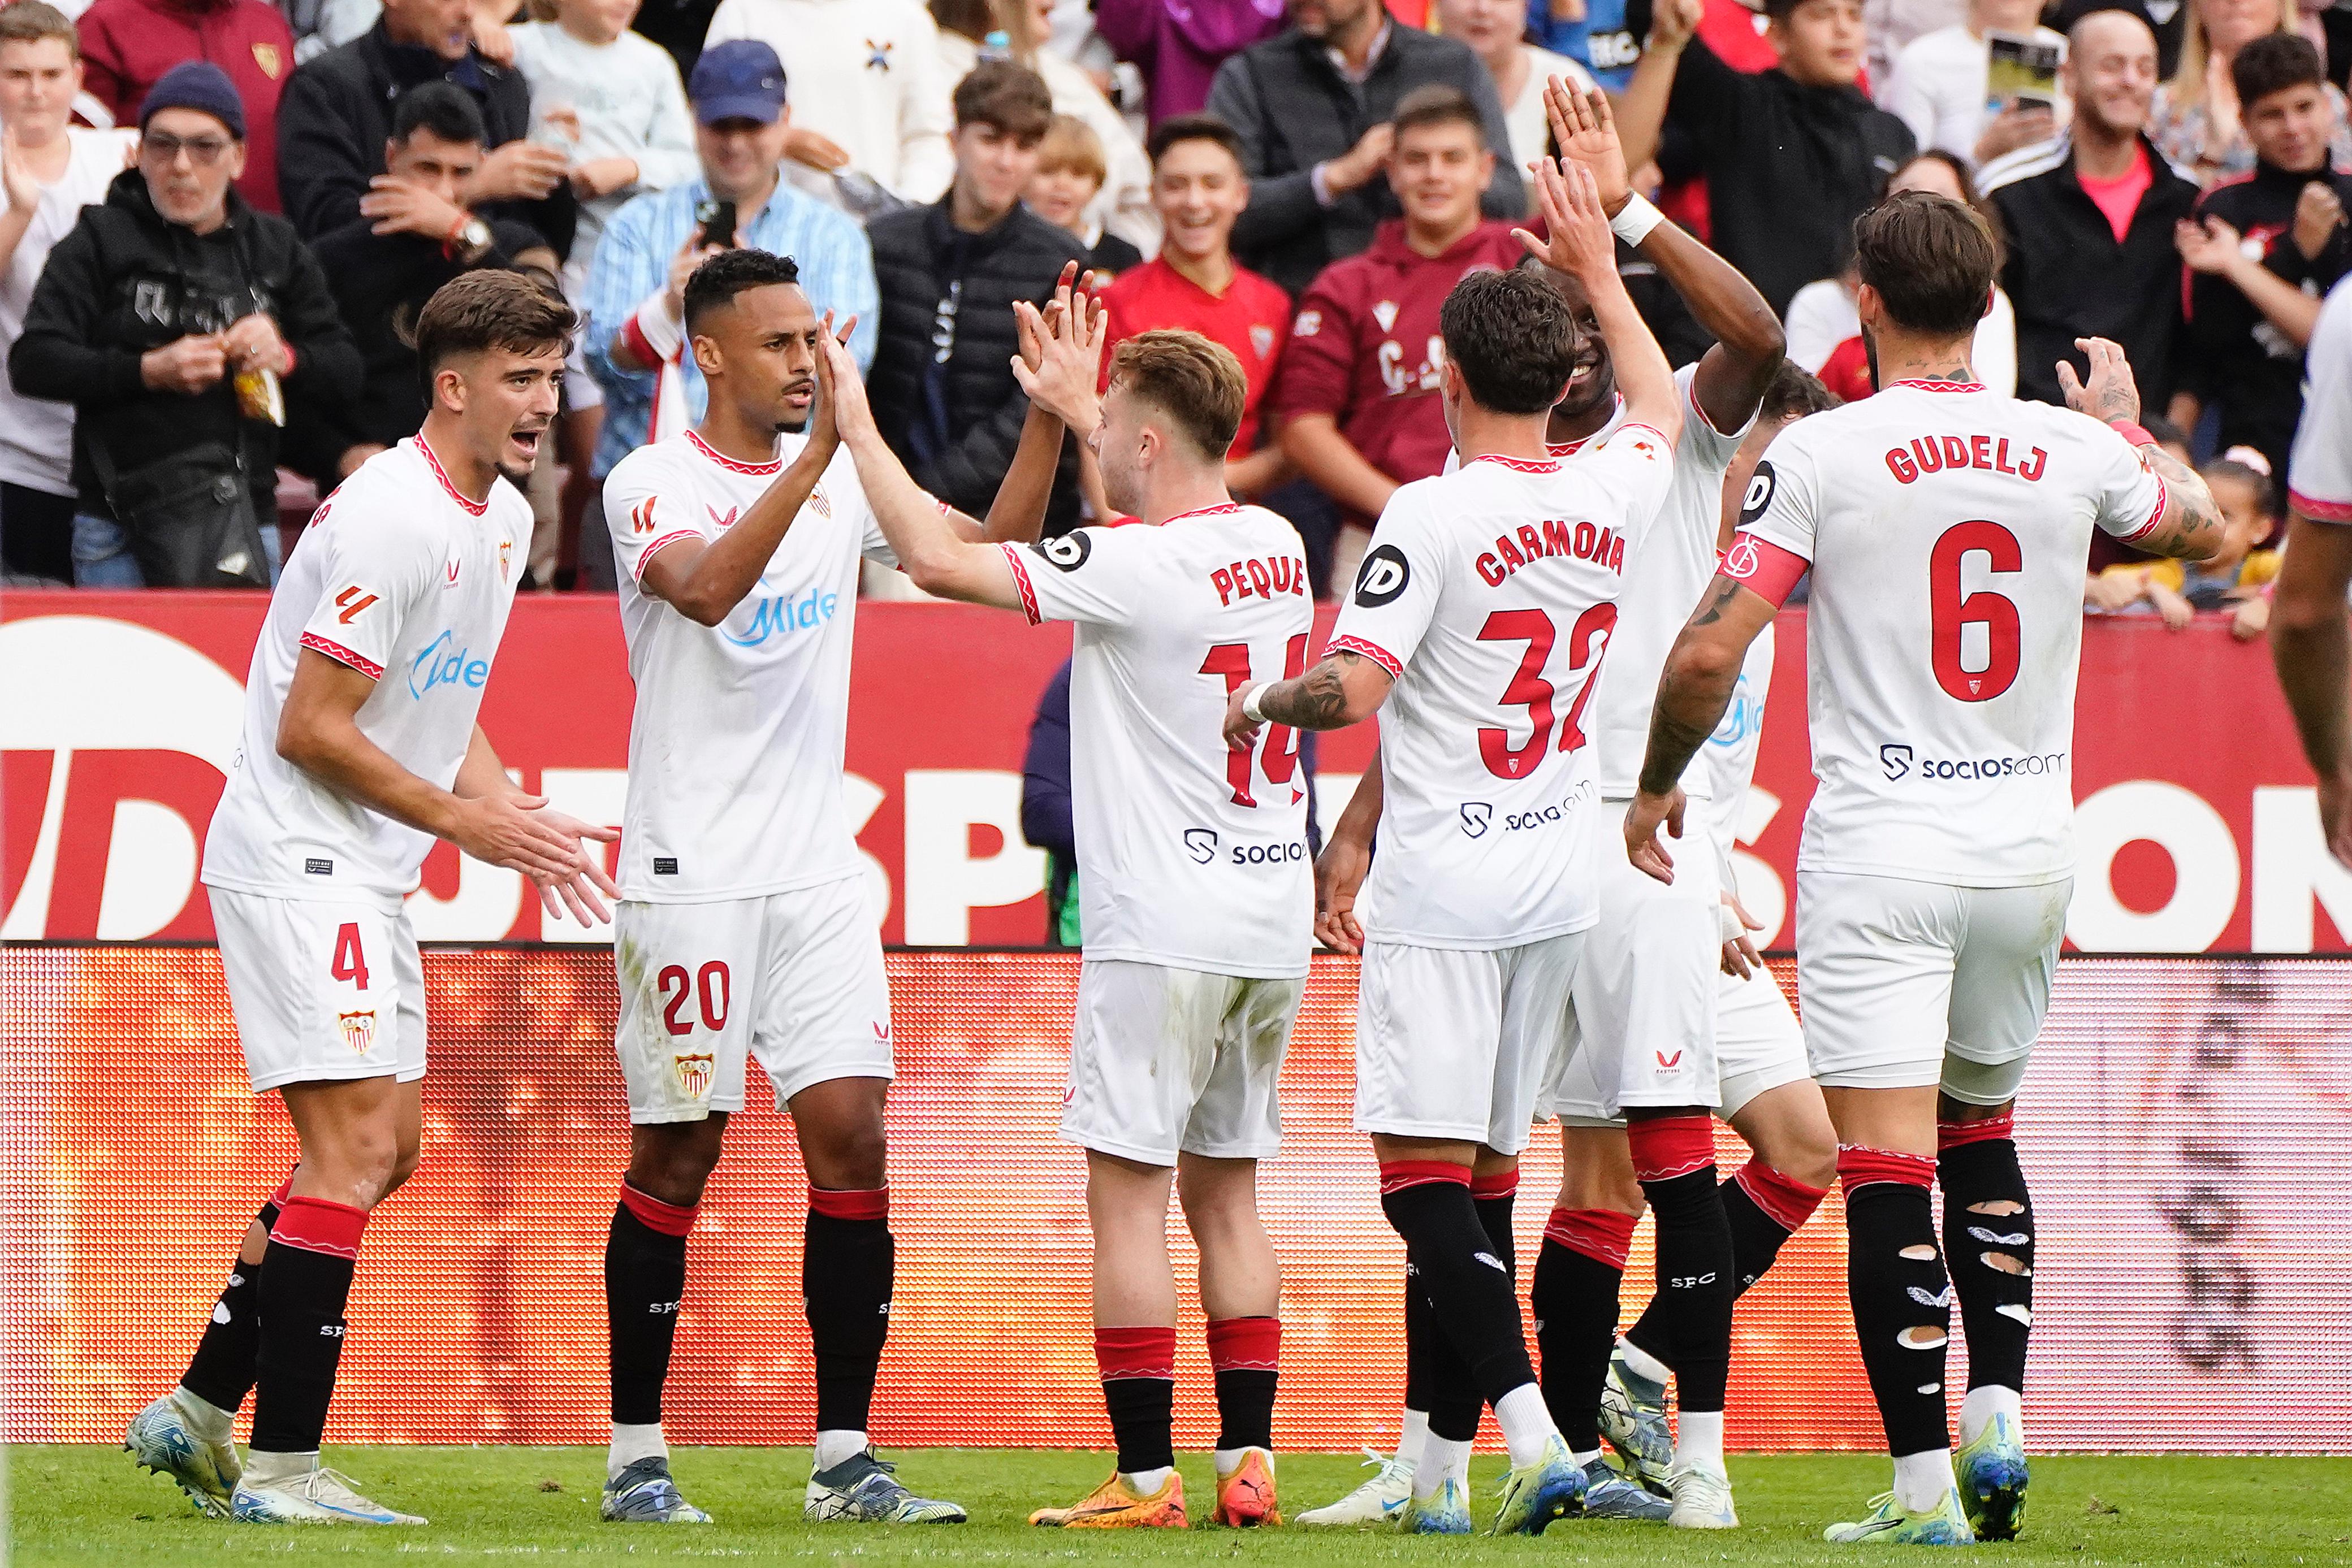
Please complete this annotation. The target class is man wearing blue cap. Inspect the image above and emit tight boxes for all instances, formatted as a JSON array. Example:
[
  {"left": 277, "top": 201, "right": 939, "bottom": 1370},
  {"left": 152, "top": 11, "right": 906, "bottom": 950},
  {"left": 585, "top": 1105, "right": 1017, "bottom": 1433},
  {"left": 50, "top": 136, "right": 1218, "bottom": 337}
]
[{"left": 576, "top": 37, "right": 876, "bottom": 588}]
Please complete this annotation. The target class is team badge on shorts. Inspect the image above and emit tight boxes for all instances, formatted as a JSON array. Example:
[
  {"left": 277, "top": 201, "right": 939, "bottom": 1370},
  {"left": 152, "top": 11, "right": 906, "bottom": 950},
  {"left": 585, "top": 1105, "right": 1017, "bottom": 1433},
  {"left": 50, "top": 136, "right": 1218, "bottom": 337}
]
[
  {"left": 674, "top": 1052, "right": 716, "bottom": 1099},
  {"left": 338, "top": 1009, "right": 377, "bottom": 1054}
]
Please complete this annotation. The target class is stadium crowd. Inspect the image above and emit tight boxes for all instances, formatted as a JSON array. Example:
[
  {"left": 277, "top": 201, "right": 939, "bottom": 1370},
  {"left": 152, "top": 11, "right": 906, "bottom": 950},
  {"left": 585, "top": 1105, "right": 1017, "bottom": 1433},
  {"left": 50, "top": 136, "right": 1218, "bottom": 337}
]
[{"left": 0, "top": 0, "right": 2340, "bottom": 619}]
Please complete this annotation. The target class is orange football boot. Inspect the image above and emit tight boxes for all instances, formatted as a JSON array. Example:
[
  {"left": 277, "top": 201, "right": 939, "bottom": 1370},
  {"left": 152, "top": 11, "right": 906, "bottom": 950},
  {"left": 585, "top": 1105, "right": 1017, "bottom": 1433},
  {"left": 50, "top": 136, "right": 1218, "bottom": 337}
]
[
  {"left": 1028, "top": 1469, "right": 1187, "bottom": 1528},
  {"left": 1211, "top": 1448, "right": 1281, "bottom": 1527}
]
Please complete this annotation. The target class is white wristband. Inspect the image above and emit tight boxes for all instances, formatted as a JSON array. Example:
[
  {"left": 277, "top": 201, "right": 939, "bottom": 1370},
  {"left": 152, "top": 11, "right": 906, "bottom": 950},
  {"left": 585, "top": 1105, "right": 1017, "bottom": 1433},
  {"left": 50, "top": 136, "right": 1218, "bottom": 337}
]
[
  {"left": 1242, "top": 682, "right": 1271, "bottom": 723},
  {"left": 632, "top": 287, "right": 683, "bottom": 362},
  {"left": 1609, "top": 193, "right": 1664, "bottom": 248}
]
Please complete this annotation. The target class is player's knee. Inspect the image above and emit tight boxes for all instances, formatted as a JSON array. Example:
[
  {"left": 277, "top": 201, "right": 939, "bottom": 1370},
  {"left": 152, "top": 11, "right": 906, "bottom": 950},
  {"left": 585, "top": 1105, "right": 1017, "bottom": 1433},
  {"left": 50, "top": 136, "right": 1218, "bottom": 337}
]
[
  {"left": 801, "top": 1116, "right": 887, "bottom": 1192},
  {"left": 630, "top": 1120, "right": 725, "bottom": 1206},
  {"left": 315, "top": 1134, "right": 401, "bottom": 1210},
  {"left": 381, "top": 1138, "right": 423, "bottom": 1199}
]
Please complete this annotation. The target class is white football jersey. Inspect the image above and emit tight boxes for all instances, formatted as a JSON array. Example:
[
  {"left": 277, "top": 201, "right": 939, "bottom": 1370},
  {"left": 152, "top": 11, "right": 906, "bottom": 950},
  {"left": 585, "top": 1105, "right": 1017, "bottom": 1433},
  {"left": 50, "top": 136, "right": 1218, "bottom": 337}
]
[
  {"left": 1702, "top": 618, "right": 1775, "bottom": 884},
  {"left": 2289, "top": 276, "right": 2352, "bottom": 525},
  {"left": 1000, "top": 504, "right": 1315, "bottom": 978},
  {"left": 1731, "top": 379, "right": 2166, "bottom": 886},
  {"left": 1333, "top": 430, "right": 1675, "bottom": 947},
  {"left": 202, "top": 438, "right": 526, "bottom": 907},
  {"left": 600, "top": 428, "right": 896, "bottom": 903}
]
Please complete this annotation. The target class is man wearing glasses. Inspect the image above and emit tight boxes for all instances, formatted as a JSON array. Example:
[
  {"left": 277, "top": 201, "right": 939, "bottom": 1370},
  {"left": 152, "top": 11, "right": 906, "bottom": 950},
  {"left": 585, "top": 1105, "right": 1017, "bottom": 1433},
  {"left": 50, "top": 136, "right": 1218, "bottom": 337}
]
[{"left": 10, "top": 60, "right": 358, "bottom": 586}]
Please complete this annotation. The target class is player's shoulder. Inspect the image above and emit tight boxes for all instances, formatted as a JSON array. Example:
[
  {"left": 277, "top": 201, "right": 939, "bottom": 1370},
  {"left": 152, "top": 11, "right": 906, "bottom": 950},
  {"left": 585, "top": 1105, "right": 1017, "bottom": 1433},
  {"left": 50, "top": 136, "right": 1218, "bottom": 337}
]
[{"left": 606, "top": 432, "right": 697, "bottom": 488}]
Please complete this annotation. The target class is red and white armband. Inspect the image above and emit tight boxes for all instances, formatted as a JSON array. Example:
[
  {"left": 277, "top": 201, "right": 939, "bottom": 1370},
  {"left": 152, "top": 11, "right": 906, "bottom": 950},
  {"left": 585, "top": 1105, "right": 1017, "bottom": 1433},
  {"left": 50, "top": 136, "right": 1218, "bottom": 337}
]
[{"left": 1720, "top": 531, "right": 1809, "bottom": 608}]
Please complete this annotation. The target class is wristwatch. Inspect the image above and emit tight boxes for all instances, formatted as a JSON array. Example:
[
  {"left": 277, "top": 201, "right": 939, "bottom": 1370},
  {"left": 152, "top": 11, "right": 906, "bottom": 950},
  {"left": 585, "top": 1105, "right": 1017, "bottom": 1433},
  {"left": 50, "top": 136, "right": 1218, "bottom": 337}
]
[{"left": 452, "top": 217, "right": 494, "bottom": 262}]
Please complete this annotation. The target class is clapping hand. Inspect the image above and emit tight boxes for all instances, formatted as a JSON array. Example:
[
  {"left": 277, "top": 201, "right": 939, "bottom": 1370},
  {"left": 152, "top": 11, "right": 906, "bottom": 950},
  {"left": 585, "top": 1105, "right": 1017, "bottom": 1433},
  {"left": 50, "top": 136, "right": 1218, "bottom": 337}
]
[
  {"left": 1512, "top": 155, "right": 1619, "bottom": 289},
  {"left": 1543, "top": 79, "right": 1630, "bottom": 215},
  {"left": 815, "top": 315, "right": 878, "bottom": 446},
  {"left": 1010, "top": 262, "right": 1107, "bottom": 435}
]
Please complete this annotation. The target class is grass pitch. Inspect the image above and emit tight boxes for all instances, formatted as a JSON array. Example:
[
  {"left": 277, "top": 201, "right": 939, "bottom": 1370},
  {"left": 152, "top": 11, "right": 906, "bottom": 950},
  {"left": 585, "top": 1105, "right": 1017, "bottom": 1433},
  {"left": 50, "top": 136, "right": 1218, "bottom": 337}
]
[{"left": 9, "top": 1446, "right": 2349, "bottom": 1565}]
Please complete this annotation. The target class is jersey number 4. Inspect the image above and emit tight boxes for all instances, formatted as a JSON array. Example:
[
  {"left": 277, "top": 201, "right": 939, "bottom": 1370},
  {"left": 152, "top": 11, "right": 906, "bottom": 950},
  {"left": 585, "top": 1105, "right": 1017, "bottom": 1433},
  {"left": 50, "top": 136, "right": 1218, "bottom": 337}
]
[
  {"left": 1929, "top": 520, "right": 2021, "bottom": 703},
  {"left": 1476, "top": 604, "right": 1616, "bottom": 779},
  {"left": 1202, "top": 636, "right": 1309, "bottom": 807}
]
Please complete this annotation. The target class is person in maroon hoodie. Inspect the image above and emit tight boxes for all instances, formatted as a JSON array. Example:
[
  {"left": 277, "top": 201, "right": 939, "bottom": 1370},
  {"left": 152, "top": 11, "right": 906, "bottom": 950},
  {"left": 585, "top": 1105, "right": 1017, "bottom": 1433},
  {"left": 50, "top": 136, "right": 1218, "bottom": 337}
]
[
  {"left": 1271, "top": 84, "right": 1527, "bottom": 595},
  {"left": 76, "top": 0, "right": 297, "bottom": 213}
]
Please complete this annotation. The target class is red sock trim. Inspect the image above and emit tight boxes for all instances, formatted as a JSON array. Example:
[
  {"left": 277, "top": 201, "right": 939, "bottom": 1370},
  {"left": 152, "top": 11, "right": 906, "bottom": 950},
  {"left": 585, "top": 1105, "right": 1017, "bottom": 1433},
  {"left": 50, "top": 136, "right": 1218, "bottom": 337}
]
[
  {"left": 1836, "top": 1143, "right": 1938, "bottom": 1196},
  {"left": 1732, "top": 1158, "right": 1830, "bottom": 1233},
  {"left": 619, "top": 1180, "right": 699, "bottom": 1238},
  {"left": 808, "top": 1185, "right": 889, "bottom": 1222},
  {"left": 1542, "top": 1205, "right": 1639, "bottom": 1270},
  {"left": 1095, "top": 1324, "right": 1177, "bottom": 1382},
  {"left": 1469, "top": 1168, "right": 1520, "bottom": 1200},
  {"left": 268, "top": 1195, "right": 368, "bottom": 1259},
  {"left": 267, "top": 1172, "right": 294, "bottom": 1210},
  {"left": 1206, "top": 1315, "right": 1281, "bottom": 1372},
  {"left": 1937, "top": 1111, "right": 2015, "bottom": 1153},
  {"left": 1626, "top": 1115, "right": 1716, "bottom": 1183},
  {"left": 1378, "top": 1159, "right": 1471, "bottom": 1195}
]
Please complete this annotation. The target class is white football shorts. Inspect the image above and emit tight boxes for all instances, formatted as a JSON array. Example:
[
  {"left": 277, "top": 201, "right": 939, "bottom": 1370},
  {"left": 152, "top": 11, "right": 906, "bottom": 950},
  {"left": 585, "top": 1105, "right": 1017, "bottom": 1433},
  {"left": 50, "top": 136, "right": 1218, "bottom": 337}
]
[
  {"left": 1795, "top": 870, "right": 2070, "bottom": 1104},
  {"left": 1711, "top": 960, "right": 1810, "bottom": 1119},
  {"left": 1537, "top": 796, "right": 1722, "bottom": 1124},
  {"left": 615, "top": 876, "right": 893, "bottom": 1124},
  {"left": 1060, "top": 960, "right": 1304, "bottom": 1166},
  {"left": 1355, "top": 932, "right": 1584, "bottom": 1155},
  {"left": 210, "top": 887, "right": 426, "bottom": 1093}
]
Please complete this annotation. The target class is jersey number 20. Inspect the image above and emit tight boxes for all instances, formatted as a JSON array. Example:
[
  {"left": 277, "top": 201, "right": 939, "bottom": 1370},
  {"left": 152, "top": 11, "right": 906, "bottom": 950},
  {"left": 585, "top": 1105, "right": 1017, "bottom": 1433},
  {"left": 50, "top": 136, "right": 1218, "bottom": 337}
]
[{"left": 1929, "top": 520, "right": 2022, "bottom": 702}]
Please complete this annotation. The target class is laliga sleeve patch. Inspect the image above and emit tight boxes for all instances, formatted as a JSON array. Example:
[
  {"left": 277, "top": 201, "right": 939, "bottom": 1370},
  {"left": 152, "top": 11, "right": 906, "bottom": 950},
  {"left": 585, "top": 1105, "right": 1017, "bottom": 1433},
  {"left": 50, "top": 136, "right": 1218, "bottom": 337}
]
[
  {"left": 1352, "top": 543, "right": 1411, "bottom": 607},
  {"left": 1031, "top": 531, "right": 1093, "bottom": 572},
  {"left": 1737, "top": 459, "right": 1777, "bottom": 526}
]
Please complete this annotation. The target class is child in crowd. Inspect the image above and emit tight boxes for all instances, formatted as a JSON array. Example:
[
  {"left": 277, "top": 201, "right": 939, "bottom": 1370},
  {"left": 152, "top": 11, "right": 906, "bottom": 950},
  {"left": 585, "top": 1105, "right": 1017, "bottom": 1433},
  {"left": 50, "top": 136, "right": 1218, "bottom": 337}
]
[
  {"left": 2095, "top": 449, "right": 2282, "bottom": 638},
  {"left": 509, "top": 0, "right": 697, "bottom": 581},
  {"left": 1024, "top": 114, "right": 1141, "bottom": 275}
]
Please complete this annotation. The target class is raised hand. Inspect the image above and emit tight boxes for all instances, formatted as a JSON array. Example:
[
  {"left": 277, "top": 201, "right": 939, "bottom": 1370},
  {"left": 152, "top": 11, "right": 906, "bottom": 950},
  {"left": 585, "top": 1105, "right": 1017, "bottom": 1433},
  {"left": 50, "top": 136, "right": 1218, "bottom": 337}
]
[
  {"left": 2295, "top": 180, "right": 2345, "bottom": 262},
  {"left": 1512, "top": 157, "right": 1617, "bottom": 289},
  {"left": 1010, "top": 265, "right": 1106, "bottom": 434},
  {"left": 2056, "top": 335, "right": 2142, "bottom": 426},
  {"left": 816, "top": 322, "right": 878, "bottom": 445},
  {"left": 2174, "top": 214, "right": 2242, "bottom": 276},
  {"left": 1544, "top": 79, "right": 1630, "bottom": 214}
]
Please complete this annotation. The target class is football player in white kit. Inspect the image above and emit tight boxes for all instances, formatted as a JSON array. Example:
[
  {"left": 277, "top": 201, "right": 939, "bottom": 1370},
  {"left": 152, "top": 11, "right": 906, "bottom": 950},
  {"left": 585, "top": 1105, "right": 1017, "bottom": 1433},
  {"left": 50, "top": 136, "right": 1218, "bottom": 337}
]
[
  {"left": 1627, "top": 192, "right": 2224, "bottom": 1545},
  {"left": 126, "top": 272, "right": 619, "bottom": 1526},
  {"left": 593, "top": 250, "right": 1064, "bottom": 1526},
  {"left": 2271, "top": 274, "right": 2352, "bottom": 871},
  {"left": 815, "top": 294, "right": 1312, "bottom": 1530},
  {"left": 1226, "top": 164, "right": 1681, "bottom": 1536}
]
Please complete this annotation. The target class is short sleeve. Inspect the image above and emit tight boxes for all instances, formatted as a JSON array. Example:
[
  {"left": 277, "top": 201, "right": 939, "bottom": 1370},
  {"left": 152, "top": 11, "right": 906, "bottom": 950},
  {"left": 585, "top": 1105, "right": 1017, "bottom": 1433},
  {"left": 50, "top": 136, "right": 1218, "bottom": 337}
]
[
  {"left": 1268, "top": 275, "right": 1355, "bottom": 423},
  {"left": 601, "top": 457, "right": 712, "bottom": 583},
  {"left": 1723, "top": 428, "right": 1821, "bottom": 608},
  {"left": 2290, "top": 284, "right": 2352, "bottom": 523},
  {"left": 1675, "top": 364, "right": 1752, "bottom": 472},
  {"left": 2087, "top": 424, "right": 2168, "bottom": 543},
  {"left": 999, "top": 526, "right": 1158, "bottom": 627},
  {"left": 1577, "top": 419, "right": 1679, "bottom": 540},
  {"left": 296, "top": 494, "right": 434, "bottom": 678},
  {"left": 1326, "top": 491, "right": 1445, "bottom": 678}
]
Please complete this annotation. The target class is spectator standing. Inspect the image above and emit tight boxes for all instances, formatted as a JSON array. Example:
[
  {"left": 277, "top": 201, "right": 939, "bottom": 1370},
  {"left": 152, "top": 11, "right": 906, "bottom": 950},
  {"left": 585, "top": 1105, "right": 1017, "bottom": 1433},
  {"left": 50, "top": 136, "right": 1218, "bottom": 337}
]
[
  {"left": 865, "top": 62, "right": 1087, "bottom": 531},
  {"left": 1099, "top": 114, "right": 1292, "bottom": 497},
  {"left": 702, "top": 0, "right": 955, "bottom": 202},
  {"left": 1093, "top": 0, "right": 1285, "bottom": 127},
  {"left": 1615, "top": 0, "right": 1915, "bottom": 316},
  {"left": 2046, "top": 0, "right": 2185, "bottom": 77},
  {"left": 1981, "top": 11, "right": 2198, "bottom": 407},
  {"left": 2170, "top": 33, "right": 2352, "bottom": 476},
  {"left": 76, "top": 0, "right": 297, "bottom": 211},
  {"left": 1024, "top": 114, "right": 1144, "bottom": 272},
  {"left": 934, "top": 0, "right": 1159, "bottom": 254},
  {"left": 1785, "top": 150, "right": 2018, "bottom": 395},
  {"left": 285, "top": 83, "right": 554, "bottom": 487},
  {"left": 277, "top": 0, "right": 576, "bottom": 254},
  {"left": 1878, "top": 0, "right": 2067, "bottom": 166},
  {"left": 2150, "top": 0, "right": 2351, "bottom": 182},
  {"left": 8, "top": 63, "right": 358, "bottom": 586},
  {"left": 1270, "top": 85, "right": 1524, "bottom": 591},
  {"left": 1205, "top": 0, "right": 1524, "bottom": 298},
  {"left": 577, "top": 38, "right": 876, "bottom": 583},
  {"left": 1436, "top": 0, "right": 1597, "bottom": 182},
  {"left": 0, "top": 3, "right": 136, "bottom": 584}
]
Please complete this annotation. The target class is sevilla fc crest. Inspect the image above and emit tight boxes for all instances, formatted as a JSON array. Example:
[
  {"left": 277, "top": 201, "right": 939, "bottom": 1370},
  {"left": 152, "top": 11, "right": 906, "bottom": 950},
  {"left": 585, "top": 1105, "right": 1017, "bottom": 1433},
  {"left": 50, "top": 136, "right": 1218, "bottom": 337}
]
[
  {"left": 674, "top": 1052, "right": 716, "bottom": 1098},
  {"left": 338, "top": 1009, "right": 377, "bottom": 1054}
]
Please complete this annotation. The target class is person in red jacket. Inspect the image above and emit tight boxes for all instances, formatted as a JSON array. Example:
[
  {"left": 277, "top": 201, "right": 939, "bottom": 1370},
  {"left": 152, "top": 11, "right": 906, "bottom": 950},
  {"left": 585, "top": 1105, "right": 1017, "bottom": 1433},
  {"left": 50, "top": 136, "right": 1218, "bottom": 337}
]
[
  {"left": 76, "top": 0, "right": 296, "bottom": 213},
  {"left": 1272, "top": 83, "right": 1526, "bottom": 595}
]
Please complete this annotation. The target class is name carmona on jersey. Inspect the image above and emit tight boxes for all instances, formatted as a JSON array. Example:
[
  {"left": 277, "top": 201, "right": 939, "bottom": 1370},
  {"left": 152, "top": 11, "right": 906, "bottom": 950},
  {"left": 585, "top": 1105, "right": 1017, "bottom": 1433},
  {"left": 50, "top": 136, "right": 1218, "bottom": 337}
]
[
  {"left": 1885, "top": 431, "right": 2051, "bottom": 486},
  {"left": 1476, "top": 514, "right": 1628, "bottom": 587}
]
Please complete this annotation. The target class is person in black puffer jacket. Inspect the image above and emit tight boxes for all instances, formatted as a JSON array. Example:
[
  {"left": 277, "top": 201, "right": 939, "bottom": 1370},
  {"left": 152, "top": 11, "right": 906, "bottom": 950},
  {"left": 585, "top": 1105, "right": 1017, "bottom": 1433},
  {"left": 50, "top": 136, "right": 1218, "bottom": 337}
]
[
  {"left": 9, "top": 64, "right": 360, "bottom": 586},
  {"left": 866, "top": 62, "right": 1087, "bottom": 535}
]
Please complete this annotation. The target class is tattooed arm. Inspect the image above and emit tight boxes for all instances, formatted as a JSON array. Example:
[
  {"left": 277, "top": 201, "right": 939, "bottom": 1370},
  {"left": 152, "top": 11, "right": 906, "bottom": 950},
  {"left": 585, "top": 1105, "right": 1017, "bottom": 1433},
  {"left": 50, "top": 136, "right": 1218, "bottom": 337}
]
[
  {"left": 1625, "top": 573, "right": 1778, "bottom": 882},
  {"left": 1221, "top": 649, "right": 1395, "bottom": 748},
  {"left": 2058, "top": 335, "right": 2225, "bottom": 564}
]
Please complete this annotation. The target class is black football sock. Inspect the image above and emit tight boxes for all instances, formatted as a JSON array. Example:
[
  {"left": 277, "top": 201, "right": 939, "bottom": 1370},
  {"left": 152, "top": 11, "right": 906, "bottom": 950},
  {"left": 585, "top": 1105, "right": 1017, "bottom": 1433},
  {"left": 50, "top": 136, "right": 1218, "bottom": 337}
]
[
  {"left": 1405, "top": 1268, "right": 1482, "bottom": 1442},
  {"left": 1624, "top": 1158, "right": 1830, "bottom": 1363},
  {"left": 1840, "top": 1146, "right": 1953, "bottom": 1457},
  {"left": 805, "top": 1186, "right": 892, "bottom": 1437},
  {"left": 1378, "top": 1163, "right": 1536, "bottom": 1409},
  {"left": 180, "top": 1177, "right": 290, "bottom": 1414},
  {"left": 1939, "top": 1115, "right": 2034, "bottom": 1400},
  {"left": 1532, "top": 1207, "right": 1636, "bottom": 1453},
  {"left": 606, "top": 1182, "right": 695, "bottom": 1427},
  {"left": 249, "top": 1196, "right": 366, "bottom": 1456},
  {"left": 1626, "top": 1115, "right": 1734, "bottom": 1414},
  {"left": 1096, "top": 1326, "right": 1177, "bottom": 1474},
  {"left": 1206, "top": 1316, "right": 1279, "bottom": 1451}
]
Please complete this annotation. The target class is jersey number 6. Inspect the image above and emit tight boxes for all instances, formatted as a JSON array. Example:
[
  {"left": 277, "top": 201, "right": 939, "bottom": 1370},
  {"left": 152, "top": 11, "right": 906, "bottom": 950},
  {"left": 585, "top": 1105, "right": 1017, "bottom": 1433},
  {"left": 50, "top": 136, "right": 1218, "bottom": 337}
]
[{"left": 1929, "top": 519, "right": 2022, "bottom": 703}]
